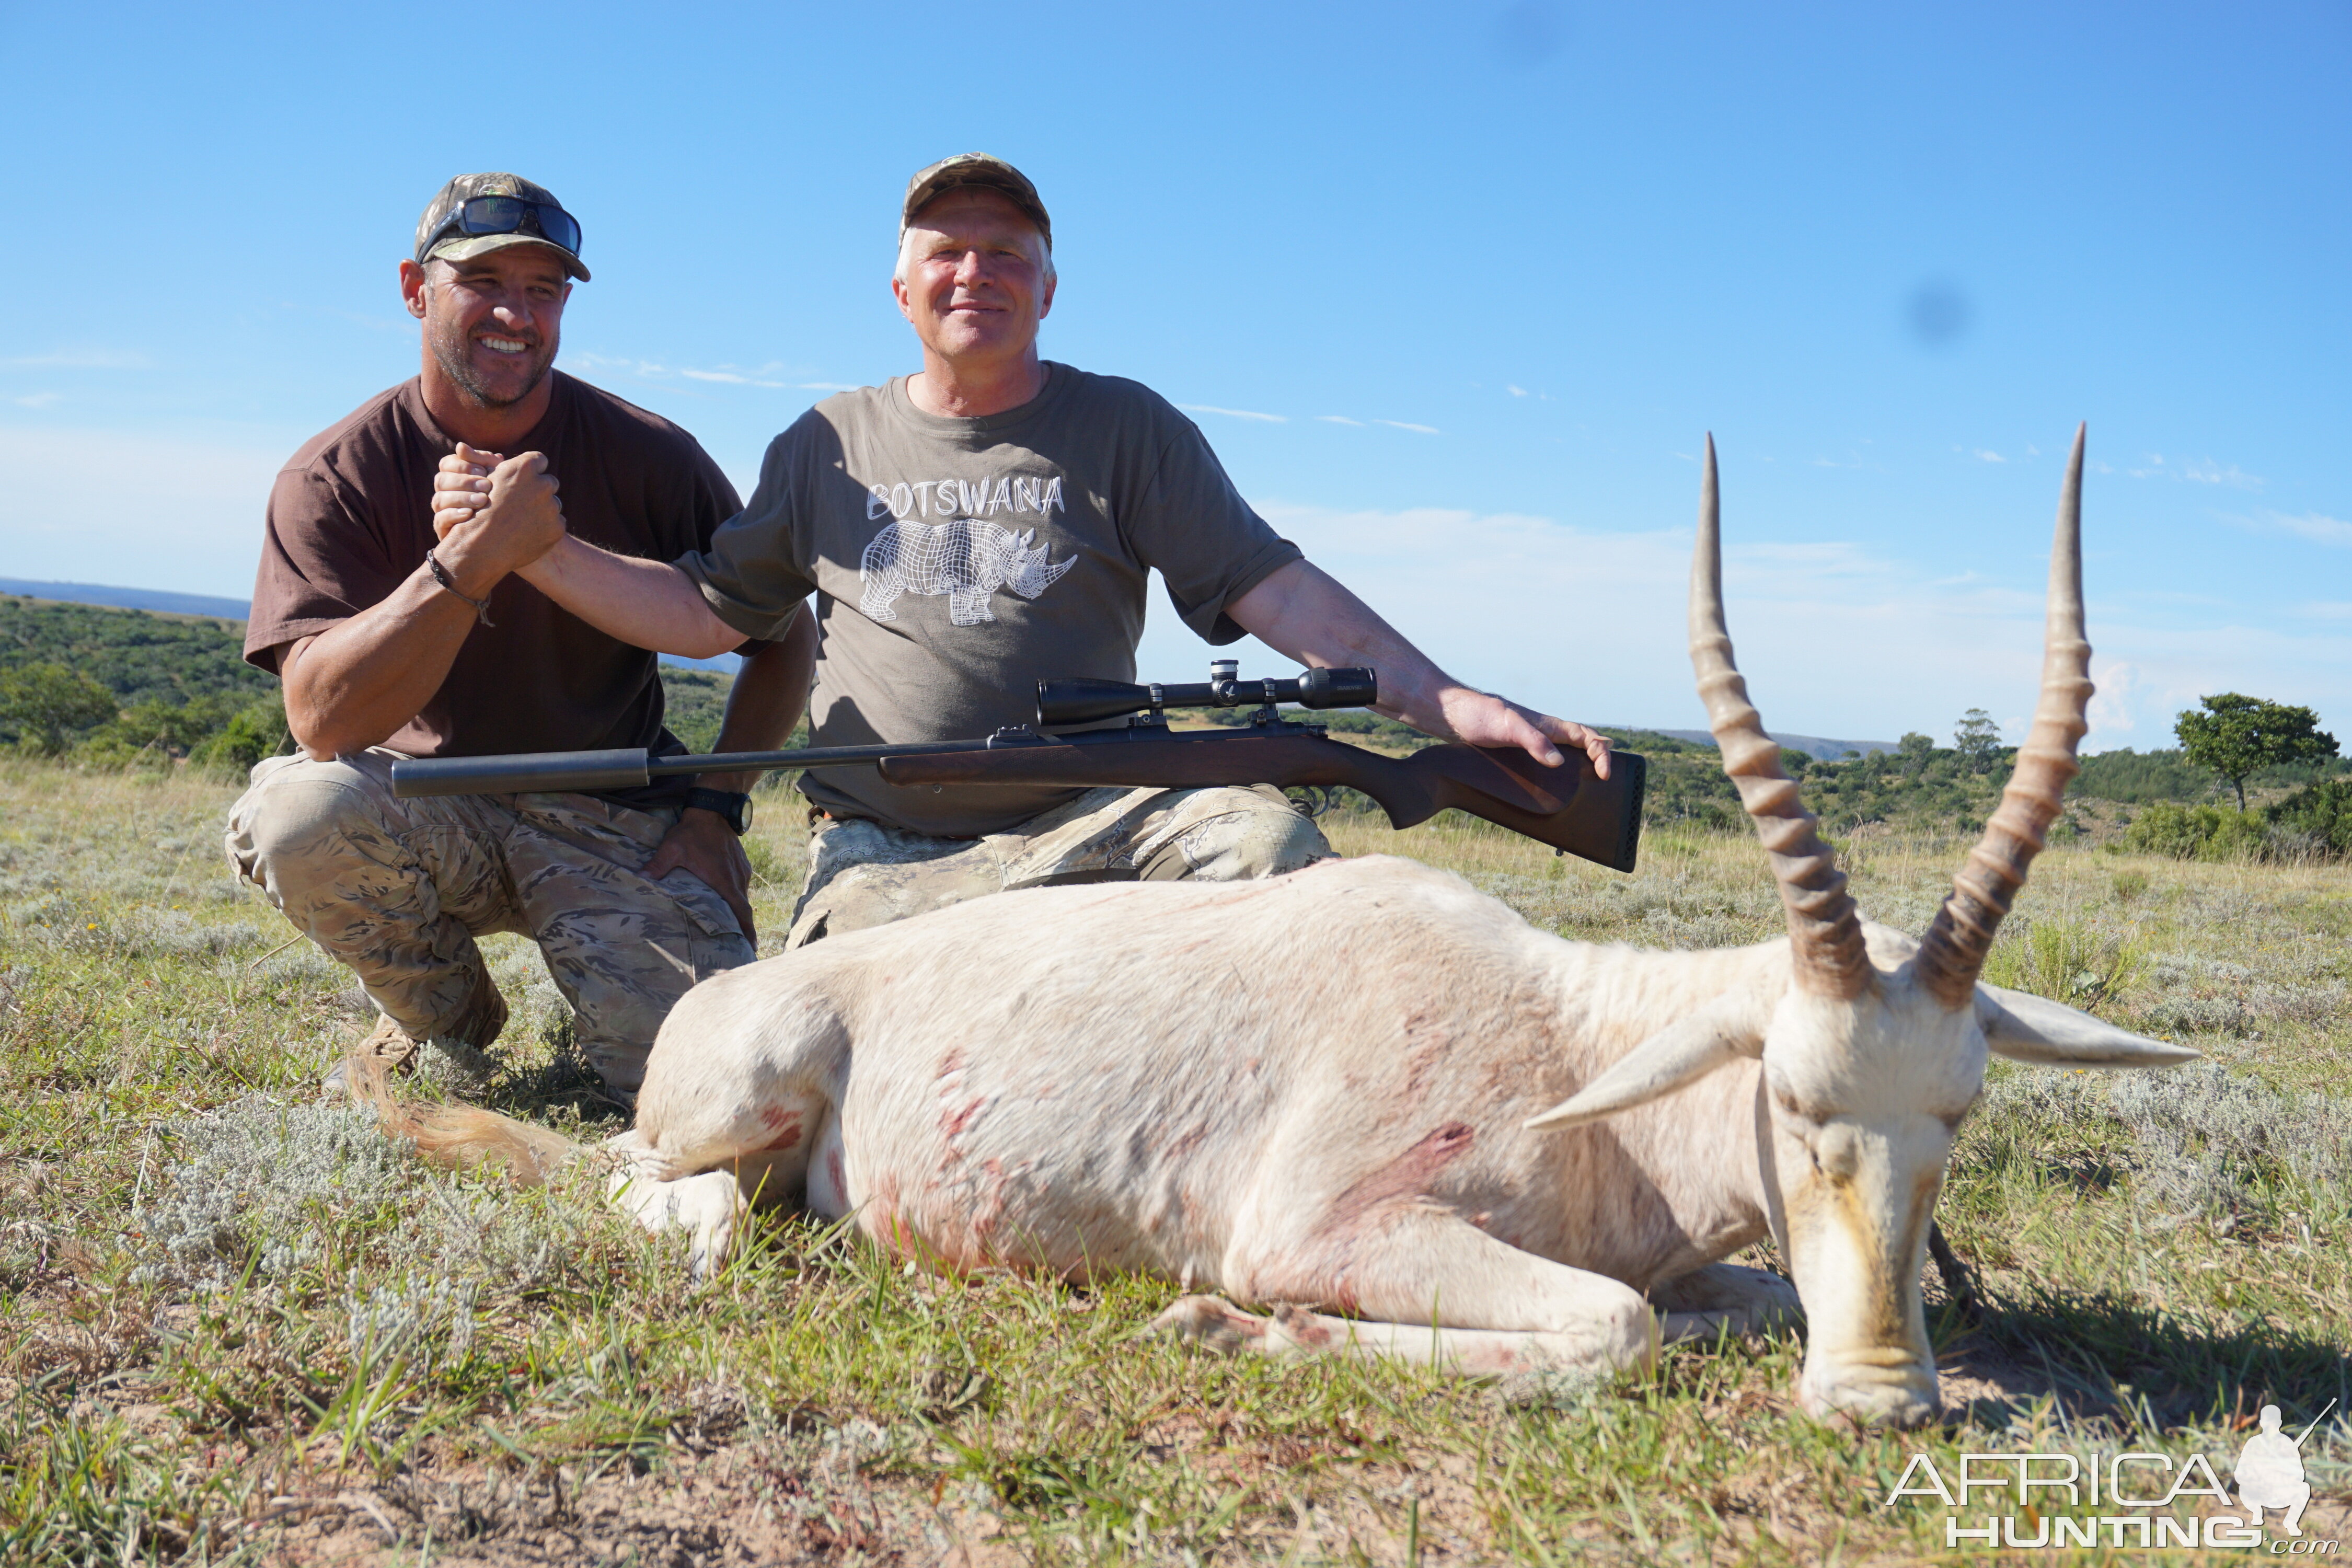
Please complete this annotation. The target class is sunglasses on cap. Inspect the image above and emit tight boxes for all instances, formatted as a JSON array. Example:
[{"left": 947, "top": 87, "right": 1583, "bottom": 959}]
[{"left": 418, "top": 196, "right": 583, "bottom": 261}]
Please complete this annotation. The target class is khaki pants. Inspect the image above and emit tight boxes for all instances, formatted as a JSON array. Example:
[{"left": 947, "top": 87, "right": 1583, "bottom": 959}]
[
  {"left": 787, "top": 783, "right": 1333, "bottom": 947},
  {"left": 225, "top": 750, "right": 753, "bottom": 1093}
]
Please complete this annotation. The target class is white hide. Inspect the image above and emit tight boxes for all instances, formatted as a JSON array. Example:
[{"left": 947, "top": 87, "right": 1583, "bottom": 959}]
[{"left": 603, "top": 855, "right": 2187, "bottom": 1421}]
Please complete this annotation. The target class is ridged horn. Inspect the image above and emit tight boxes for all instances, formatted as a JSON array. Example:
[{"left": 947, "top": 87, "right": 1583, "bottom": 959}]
[
  {"left": 1689, "top": 435, "right": 1870, "bottom": 999},
  {"left": 1913, "top": 425, "right": 2092, "bottom": 1008}
]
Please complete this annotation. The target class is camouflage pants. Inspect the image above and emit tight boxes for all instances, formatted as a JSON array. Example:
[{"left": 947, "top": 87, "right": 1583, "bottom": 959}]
[
  {"left": 224, "top": 749, "right": 753, "bottom": 1092},
  {"left": 786, "top": 783, "right": 1333, "bottom": 947}
]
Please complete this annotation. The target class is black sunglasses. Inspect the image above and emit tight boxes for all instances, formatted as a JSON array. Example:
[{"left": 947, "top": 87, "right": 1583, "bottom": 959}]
[{"left": 419, "top": 196, "right": 582, "bottom": 261}]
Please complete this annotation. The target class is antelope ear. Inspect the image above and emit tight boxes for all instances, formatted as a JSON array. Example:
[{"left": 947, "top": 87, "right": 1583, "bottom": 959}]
[
  {"left": 1525, "top": 989, "right": 1768, "bottom": 1132},
  {"left": 1975, "top": 984, "right": 2200, "bottom": 1068}
]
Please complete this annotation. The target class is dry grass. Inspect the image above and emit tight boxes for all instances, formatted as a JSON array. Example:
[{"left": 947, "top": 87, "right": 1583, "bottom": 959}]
[{"left": 1, "top": 763, "right": 2345, "bottom": 1565}]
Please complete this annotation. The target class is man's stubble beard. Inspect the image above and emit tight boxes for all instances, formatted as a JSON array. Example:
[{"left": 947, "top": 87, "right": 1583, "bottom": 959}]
[{"left": 427, "top": 310, "right": 557, "bottom": 410}]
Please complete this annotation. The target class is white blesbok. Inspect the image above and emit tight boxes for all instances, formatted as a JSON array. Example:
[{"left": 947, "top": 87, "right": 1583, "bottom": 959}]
[{"left": 368, "top": 428, "right": 2193, "bottom": 1426}]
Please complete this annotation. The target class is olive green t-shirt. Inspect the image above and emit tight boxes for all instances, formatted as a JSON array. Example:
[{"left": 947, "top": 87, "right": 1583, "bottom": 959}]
[{"left": 677, "top": 364, "right": 1301, "bottom": 837}]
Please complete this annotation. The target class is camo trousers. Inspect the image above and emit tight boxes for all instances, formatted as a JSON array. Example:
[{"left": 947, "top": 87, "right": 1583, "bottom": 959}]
[
  {"left": 224, "top": 750, "right": 754, "bottom": 1093},
  {"left": 785, "top": 783, "right": 1334, "bottom": 947}
]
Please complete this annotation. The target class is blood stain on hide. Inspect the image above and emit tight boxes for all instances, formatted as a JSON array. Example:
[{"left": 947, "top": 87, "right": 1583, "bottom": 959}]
[
  {"left": 939, "top": 1096, "right": 986, "bottom": 1139},
  {"left": 755, "top": 1109, "right": 803, "bottom": 1152},
  {"left": 1329, "top": 1121, "right": 1477, "bottom": 1225}
]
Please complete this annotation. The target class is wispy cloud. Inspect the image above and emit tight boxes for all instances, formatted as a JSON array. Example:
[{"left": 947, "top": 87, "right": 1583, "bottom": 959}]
[
  {"left": 1179, "top": 403, "right": 1287, "bottom": 424},
  {"left": 570, "top": 352, "right": 847, "bottom": 393},
  {"left": 2127, "top": 452, "right": 2264, "bottom": 489},
  {"left": 2295, "top": 601, "right": 2352, "bottom": 620},
  {"left": 0, "top": 349, "right": 150, "bottom": 370},
  {"left": 1507, "top": 385, "right": 1529, "bottom": 398},
  {"left": 1190, "top": 408, "right": 1437, "bottom": 433},
  {"left": 1127, "top": 499, "right": 2350, "bottom": 747},
  {"left": 1975, "top": 449, "right": 2005, "bottom": 463},
  {"left": 0, "top": 425, "right": 289, "bottom": 597},
  {"left": 2263, "top": 511, "right": 2352, "bottom": 547},
  {"left": 682, "top": 367, "right": 786, "bottom": 387},
  {"left": 2182, "top": 459, "right": 2261, "bottom": 488},
  {"left": 11, "top": 392, "right": 62, "bottom": 408}
]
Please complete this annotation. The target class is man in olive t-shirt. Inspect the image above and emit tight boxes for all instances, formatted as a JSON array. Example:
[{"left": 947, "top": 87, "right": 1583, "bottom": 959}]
[
  {"left": 227, "top": 172, "right": 815, "bottom": 1098},
  {"left": 431, "top": 155, "right": 1613, "bottom": 944}
]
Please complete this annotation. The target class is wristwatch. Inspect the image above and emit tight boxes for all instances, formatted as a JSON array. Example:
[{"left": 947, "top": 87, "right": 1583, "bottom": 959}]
[{"left": 682, "top": 787, "right": 753, "bottom": 835}]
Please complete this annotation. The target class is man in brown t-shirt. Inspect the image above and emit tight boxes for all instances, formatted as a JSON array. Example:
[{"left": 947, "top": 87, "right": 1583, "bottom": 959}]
[
  {"left": 226, "top": 172, "right": 816, "bottom": 1097},
  {"left": 430, "top": 156, "right": 1612, "bottom": 943}
]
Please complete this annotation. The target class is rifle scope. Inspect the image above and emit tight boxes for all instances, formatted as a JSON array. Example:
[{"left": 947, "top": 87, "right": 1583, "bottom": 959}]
[{"left": 1037, "top": 663, "right": 1379, "bottom": 727}]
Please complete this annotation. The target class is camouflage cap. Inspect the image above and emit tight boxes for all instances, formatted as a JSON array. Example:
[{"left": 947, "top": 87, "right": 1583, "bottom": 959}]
[
  {"left": 414, "top": 172, "right": 590, "bottom": 282},
  {"left": 900, "top": 154, "right": 1052, "bottom": 250}
]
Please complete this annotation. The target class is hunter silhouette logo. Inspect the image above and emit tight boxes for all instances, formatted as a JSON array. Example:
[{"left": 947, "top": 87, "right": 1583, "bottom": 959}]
[
  {"left": 1882, "top": 1398, "right": 2341, "bottom": 1552},
  {"left": 2235, "top": 1401, "right": 2332, "bottom": 1538},
  {"left": 859, "top": 518, "right": 1076, "bottom": 627}
]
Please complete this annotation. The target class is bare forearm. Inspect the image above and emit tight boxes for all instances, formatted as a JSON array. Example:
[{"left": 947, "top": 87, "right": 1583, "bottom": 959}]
[
  {"left": 1227, "top": 557, "right": 1608, "bottom": 773},
  {"left": 1227, "top": 560, "right": 1454, "bottom": 730},
  {"left": 518, "top": 536, "right": 743, "bottom": 658},
  {"left": 695, "top": 605, "right": 817, "bottom": 794},
  {"left": 284, "top": 561, "right": 485, "bottom": 757}
]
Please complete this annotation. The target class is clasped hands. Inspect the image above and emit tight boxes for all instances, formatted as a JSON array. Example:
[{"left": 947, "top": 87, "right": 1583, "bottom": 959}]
[
  {"left": 427, "top": 444, "right": 566, "bottom": 591},
  {"left": 429, "top": 444, "right": 760, "bottom": 942}
]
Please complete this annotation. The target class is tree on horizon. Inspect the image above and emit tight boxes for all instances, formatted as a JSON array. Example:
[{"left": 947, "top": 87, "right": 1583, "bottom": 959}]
[{"left": 2175, "top": 693, "right": 2338, "bottom": 811}]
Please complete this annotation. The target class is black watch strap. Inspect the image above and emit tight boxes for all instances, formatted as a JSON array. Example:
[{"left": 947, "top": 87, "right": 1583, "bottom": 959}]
[{"left": 682, "top": 787, "right": 753, "bottom": 835}]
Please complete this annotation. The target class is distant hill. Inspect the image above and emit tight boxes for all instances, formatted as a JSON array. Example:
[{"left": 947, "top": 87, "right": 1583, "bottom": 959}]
[
  {"left": 0, "top": 579, "right": 253, "bottom": 620},
  {"left": 1617, "top": 728, "right": 1900, "bottom": 762},
  {"left": 0, "top": 594, "right": 744, "bottom": 758},
  {"left": 0, "top": 594, "right": 274, "bottom": 707},
  {"left": 1, "top": 578, "right": 734, "bottom": 673}
]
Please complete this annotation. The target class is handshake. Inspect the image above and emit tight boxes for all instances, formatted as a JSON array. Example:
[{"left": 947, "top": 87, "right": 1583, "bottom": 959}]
[{"left": 422, "top": 444, "right": 569, "bottom": 593}]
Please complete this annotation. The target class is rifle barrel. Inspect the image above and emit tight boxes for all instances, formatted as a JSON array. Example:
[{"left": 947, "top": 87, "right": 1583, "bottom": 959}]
[{"left": 391, "top": 738, "right": 997, "bottom": 798}]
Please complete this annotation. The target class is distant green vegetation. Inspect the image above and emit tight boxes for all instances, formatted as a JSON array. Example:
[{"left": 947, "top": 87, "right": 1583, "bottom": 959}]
[
  {"left": 7, "top": 596, "right": 2345, "bottom": 861},
  {"left": 655, "top": 667, "right": 735, "bottom": 754},
  {"left": 2124, "top": 777, "right": 2352, "bottom": 862},
  {"left": 0, "top": 596, "right": 286, "bottom": 767},
  {"left": 0, "top": 596, "right": 750, "bottom": 771},
  {"left": 2071, "top": 747, "right": 2212, "bottom": 803},
  {"left": 0, "top": 594, "right": 275, "bottom": 707}
]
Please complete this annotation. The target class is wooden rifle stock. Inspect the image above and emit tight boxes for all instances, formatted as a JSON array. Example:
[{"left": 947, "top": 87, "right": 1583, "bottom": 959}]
[{"left": 878, "top": 729, "right": 1645, "bottom": 872}]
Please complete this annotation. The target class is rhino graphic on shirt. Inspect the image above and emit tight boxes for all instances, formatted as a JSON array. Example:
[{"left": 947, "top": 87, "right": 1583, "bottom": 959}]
[{"left": 858, "top": 518, "right": 1077, "bottom": 627}]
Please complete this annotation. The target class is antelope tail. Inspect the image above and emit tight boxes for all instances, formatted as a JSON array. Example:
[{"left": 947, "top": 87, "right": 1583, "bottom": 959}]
[{"left": 343, "top": 1045, "right": 582, "bottom": 1187}]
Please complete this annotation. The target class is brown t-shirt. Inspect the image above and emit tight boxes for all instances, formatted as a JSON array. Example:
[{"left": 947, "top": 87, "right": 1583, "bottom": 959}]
[
  {"left": 247, "top": 373, "right": 744, "bottom": 798},
  {"left": 678, "top": 363, "right": 1302, "bottom": 837}
]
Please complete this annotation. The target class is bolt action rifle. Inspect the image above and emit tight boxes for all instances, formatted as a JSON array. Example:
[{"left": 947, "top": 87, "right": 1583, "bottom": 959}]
[{"left": 389, "top": 662, "right": 1646, "bottom": 872}]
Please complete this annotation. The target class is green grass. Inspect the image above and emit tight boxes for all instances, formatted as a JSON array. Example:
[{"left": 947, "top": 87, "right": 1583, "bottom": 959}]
[{"left": 0, "top": 763, "right": 2345, "bottom": 1563}]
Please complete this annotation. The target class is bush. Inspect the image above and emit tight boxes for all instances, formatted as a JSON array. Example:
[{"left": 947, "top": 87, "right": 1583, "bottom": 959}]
[
  {"left": 2269, "top": 778, "right": 2352, "bottom": 857},
  {"left": 2071, "top": 747, "right": 2212, "bottom": 804},
  {"left": 189, "top": 696, "right": 292, "bottom": 771},
  {"left": 0, "top": 662, "right": 119, "bottom": 754},
  {"left": 75, "top": 691, "right": 252, "bottom": 766},
  {"left": 2121, "top": 802, "right": 2270, "bottom": 861},
  {"left": 1982, "top": 917, "right": 2145, "bottom": 1011}
]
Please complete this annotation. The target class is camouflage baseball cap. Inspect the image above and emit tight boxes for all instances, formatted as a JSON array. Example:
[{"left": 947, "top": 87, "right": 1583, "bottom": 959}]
[
  {"left": 413, "top": 172, "right": 590, "bottom": 282},
  {"left": 900, "top": 154, "right": 1051, "bottom": 250}
]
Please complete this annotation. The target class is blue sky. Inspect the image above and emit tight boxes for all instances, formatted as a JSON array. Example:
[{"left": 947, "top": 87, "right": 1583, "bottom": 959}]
[{"left": 2, "top": 2, "right": 2344, "bottom": 748}]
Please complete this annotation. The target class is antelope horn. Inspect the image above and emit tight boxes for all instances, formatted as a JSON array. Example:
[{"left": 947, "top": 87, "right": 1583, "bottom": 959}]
[
  {"left": 1689, "top": 435, "right": 1870, "bottom": 999},
  {"left": 1913, "top": 425, "right": 2092, "bottom": 1008}
]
